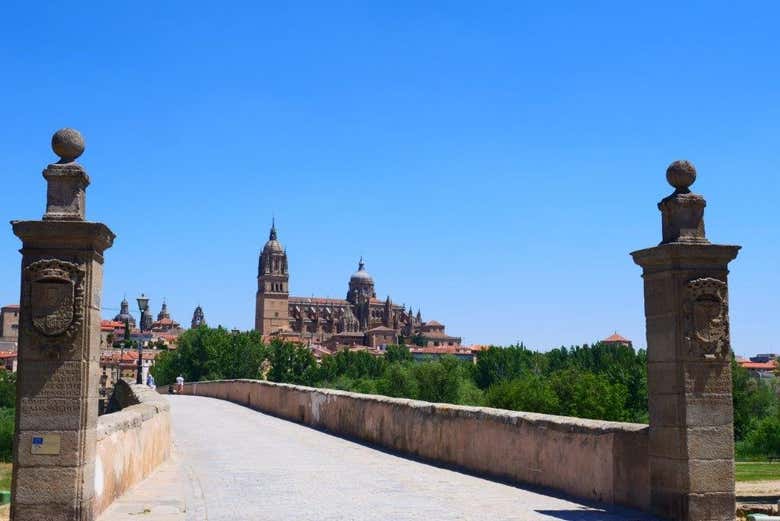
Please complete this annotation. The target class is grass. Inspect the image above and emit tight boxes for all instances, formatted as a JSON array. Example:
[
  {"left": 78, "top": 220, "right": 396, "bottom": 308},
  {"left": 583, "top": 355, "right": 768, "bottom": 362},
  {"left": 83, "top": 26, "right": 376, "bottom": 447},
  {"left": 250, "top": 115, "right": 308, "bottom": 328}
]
[
  {"left": 0, "top": 464, "right": 9, "bottom": 521},
  {"left": 0, "top": 463, "right": 9, "bottom": 491},
  {"left": 736, "top": 461, "right": 780, "bottom": 482}
]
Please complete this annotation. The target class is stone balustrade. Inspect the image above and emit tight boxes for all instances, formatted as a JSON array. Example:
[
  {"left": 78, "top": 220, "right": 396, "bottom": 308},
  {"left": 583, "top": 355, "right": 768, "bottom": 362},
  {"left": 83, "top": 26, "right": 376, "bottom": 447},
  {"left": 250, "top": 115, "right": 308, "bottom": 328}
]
[
  {"left": 93, "top": 382, "right": 172, "bottom": 516},
  {"left": 183, "top": 379, "right": 651, "bottom": 511}
]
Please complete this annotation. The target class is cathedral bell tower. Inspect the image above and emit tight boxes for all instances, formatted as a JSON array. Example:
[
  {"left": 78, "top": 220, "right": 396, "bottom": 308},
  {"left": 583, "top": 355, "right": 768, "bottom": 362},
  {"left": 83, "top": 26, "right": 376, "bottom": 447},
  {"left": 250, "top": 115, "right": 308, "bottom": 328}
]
[{"left": 255, "top": 220, "right": 289, "bottom": 334}]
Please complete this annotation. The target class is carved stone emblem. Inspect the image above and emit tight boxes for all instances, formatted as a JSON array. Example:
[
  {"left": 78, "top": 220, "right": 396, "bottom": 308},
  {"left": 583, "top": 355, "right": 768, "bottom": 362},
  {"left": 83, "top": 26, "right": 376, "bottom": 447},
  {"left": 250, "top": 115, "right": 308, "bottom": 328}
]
[
  {"left": 683, "top": 277, "right": 730, "bottom": 359},
  {"left": 26, "top": 259, "right": 85, "bottom": 338}
]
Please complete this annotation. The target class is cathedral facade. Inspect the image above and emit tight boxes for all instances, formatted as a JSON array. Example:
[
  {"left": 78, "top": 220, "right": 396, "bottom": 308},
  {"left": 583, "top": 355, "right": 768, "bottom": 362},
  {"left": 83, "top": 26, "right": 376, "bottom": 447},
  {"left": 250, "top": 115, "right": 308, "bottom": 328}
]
[{"left": 254, "top": 223, "right": 461, "bottom": 349}]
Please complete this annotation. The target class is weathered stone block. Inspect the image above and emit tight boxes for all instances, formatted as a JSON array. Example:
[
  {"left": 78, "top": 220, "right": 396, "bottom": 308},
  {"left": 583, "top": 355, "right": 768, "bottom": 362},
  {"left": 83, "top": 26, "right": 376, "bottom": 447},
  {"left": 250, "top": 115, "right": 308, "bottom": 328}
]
[
  {"left": 684, "top": 361, "right": 731, "bottom": 395},
  {"left": 645, "top": 317, "right": 679, "bottom": 362},
  {"left": 649, "top": 426, "right": 686, "bottom": 459},
  {"left": 648, "top": 361, "right": 681, "bottom": 396},
  {"left": 648, "top": 394, "right": 683, "bottom": 427},
  {"left": 685, "top": 396, "right": 733, "bottom": 427},
  {"left": 686, "top": 426, "right": 734, "bottom": 460},
  {"left": 688, "top": 459, "right": 734, "bottom": 493},
  {"left": 684, "top": 491, "right": 735, "bottom": 521}
]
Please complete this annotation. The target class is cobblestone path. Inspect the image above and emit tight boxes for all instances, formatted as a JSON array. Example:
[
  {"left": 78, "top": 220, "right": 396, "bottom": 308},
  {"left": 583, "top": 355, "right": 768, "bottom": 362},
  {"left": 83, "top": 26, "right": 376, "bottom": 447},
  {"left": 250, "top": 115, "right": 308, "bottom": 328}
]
[{"left": 166, "top": 395, "right": 657, "bottom": 521}]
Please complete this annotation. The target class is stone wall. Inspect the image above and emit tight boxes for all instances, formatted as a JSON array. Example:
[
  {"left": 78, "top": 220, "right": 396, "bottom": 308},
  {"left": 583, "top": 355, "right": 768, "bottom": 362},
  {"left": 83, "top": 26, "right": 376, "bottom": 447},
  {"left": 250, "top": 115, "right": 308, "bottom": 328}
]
[
  {"left": 93, "top": 382, "right": 172, "bottom": 516},
  {"left": 183, "top": 379, "right": 651, "bottom": 511}
]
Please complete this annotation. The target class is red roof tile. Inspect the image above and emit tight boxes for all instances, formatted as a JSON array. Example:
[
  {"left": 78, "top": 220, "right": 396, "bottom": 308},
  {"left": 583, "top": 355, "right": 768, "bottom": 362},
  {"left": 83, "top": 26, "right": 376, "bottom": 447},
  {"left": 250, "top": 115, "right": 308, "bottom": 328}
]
[
  {"left": 603, "top": 332, "right": 631, "bottom": 343},
  {"left": 740, "top": 360, "right": 777, "bottom": 370}
]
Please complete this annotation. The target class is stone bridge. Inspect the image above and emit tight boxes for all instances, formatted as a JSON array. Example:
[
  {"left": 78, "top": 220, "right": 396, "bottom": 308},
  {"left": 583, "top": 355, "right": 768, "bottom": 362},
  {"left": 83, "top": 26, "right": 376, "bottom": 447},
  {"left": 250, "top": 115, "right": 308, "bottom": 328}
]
[{"left": 9, "top": 129, "right": 740, "bottom": 521}]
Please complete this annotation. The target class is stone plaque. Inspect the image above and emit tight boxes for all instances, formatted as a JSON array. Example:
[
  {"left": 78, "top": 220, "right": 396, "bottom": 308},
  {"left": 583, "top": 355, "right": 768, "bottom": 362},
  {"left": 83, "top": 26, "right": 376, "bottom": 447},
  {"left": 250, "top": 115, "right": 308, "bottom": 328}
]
[
  {"left": 31, "top": 434, "right": 61, "bottom": 455},
  {"left": 26, "top": 259, "right": 85, "bottom": 339},
  {"left": 684, "top": 277, "right": 730, "bottom": 360}
]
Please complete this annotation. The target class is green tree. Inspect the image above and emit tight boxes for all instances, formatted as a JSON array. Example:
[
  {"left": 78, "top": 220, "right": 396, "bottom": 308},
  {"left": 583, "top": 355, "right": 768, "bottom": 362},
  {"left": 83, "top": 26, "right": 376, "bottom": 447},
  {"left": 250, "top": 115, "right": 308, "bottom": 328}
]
[
  {"left": 737, "top": 413, "right": 780, "bottom": 459},
  {"left": 377, "top": 363, "right": 419, "bottom": 398},
  {"left": 0, "top": 408, "right": 13, "bottom": 462},
  {"left": 732, "top": 359, "right": 778, "bottom": 441},
  {"left": 412, "top": 356, "right": 464, "bottom": 404},
  {"left": 151, "top": 327, "right": 265, "bottom": 385},
  {"left": 473, "top": 345, "right": 538, "bottom": 389},
  {"left": 0, "top": 372, "right": 16, "bottom": 409},
  {"left": 265, "top": 340, "right": 318, "bottom": 385},
  {"left": 485, "top": 375, "right": 559, "bottom": 414},
  {"left": 549, "top": 369, "right": 629, "bottom": 421},
  {"left": 385, "top": 344, "right": 412, "bottom": 364}
]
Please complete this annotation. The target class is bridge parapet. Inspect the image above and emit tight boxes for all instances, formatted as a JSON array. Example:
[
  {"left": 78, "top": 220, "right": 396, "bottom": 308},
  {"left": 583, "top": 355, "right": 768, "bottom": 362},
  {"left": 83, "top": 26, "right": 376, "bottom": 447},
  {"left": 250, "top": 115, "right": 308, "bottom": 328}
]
[
  {"left": 93, "top": 381, "right": 172, "bottom": 516},
  {"left": 184, "top": 379, "right": 651, "bottom": 510}
]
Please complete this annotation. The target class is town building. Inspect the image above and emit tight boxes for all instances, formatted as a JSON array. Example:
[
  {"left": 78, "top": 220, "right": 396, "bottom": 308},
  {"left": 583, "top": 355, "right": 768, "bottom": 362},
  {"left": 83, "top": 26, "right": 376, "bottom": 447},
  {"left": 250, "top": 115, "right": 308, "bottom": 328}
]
[
  {"left": 601, "top": 332, "right": 633, "bottom": 348},
  {"left": 254, "top": 222, "right": 460, "bottom": 350},
  {"left": 738, "top": 355, "right": 777, "bottom": 380},
  {"left": 0, "top": 304, "right": 19, "bottom": 341},
  {"left": 151, "top": 300, "right": 184, "bottom": 339}
]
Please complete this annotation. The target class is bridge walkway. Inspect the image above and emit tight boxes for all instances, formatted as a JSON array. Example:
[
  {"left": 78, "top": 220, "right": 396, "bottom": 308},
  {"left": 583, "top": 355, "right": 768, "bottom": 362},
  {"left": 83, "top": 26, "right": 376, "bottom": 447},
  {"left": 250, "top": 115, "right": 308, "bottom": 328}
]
[{"left": 99, "top": 395, "right": 658, "bottom": 521}]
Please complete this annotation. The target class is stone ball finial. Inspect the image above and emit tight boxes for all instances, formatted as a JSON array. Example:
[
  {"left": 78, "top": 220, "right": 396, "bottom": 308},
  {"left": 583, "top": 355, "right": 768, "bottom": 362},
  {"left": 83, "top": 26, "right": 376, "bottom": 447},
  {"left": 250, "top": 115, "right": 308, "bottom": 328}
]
[
  {"left": 666, "top": 160, "right": 696, "bottom": 192},
  {"left": 51, "top": 128, "right": 85, "bottom": 163}
]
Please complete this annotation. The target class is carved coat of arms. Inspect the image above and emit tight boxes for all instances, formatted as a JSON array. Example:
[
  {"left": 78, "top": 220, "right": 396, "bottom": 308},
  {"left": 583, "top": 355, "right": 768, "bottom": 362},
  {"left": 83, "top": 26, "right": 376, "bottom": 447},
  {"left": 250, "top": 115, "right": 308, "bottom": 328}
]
[
  {"left": 683, "top": 277, "right": 730, "bottom": 360},
  {"left": 26, "top": 259, "right": 85, "bottom": 338}
]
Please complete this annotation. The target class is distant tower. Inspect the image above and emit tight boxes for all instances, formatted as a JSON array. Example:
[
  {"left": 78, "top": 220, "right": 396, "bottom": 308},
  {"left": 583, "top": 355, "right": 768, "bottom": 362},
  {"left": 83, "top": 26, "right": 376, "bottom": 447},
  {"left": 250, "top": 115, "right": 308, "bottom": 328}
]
[
  {"left": 157, "top": 299, "right": 171, "bottom": 321},
  {"left": 383, "top": 296, "right": 392, "bottom": 327},
  {"left": 347, "top": 257, "right": 376, "bottom": 304},
  {"left": 347, "top": 258, "right": 375, "bottom": 331},
  {"left": 255, "top": 220, "right": 289, "bottom": 334},
  {"left": 191, "top": 305, "right": 206, "bottom": 329},
  {"left": 113, "top": 296, "right": 137, "bottom": 329},
  {"left": 139, "top": 296, "right": 154, "bottom": 332}
]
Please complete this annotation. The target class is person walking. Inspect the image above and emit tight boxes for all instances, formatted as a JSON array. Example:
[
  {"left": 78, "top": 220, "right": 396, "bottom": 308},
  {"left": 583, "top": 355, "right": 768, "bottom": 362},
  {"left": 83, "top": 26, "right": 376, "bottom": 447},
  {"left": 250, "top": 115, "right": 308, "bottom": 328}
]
[{"left": 176, "top": 374, "right": 184, "bottom": 394}]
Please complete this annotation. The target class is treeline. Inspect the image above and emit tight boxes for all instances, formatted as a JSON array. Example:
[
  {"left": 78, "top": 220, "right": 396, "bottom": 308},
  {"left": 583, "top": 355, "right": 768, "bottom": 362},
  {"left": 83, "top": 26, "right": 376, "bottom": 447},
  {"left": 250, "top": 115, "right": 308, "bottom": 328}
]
[
  {"left": 0, "top": 372, "right": 15, "bottom": 462},
  {"left": 152, "top": 326, "right": 779, "bottom": 458},
  {"left": 153, "top": 327, "right": 647, "bottom": 421},
  {"left": 733, "top": 361, "right": 780, "bottom": 459}
]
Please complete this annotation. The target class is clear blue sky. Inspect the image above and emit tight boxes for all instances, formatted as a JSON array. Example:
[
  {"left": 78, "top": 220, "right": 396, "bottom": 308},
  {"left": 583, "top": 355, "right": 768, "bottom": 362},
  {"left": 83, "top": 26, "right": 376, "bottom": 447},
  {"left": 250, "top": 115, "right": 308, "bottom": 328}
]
[{"left": 1, "top": 2, "right": 777, "bottom": 356}]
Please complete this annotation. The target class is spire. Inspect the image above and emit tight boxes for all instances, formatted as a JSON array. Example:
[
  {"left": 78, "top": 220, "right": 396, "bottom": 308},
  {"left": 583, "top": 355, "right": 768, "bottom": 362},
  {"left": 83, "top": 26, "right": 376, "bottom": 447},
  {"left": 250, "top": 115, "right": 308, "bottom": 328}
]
[
  {"left": 269, "top": 218, "right": 277, "bottom": 241},
  {"left": 358, "top": 256, "right": 365, "bottom": 271},
  {"left": 157, "top": 298, "right": 170, "bottom": 321}
]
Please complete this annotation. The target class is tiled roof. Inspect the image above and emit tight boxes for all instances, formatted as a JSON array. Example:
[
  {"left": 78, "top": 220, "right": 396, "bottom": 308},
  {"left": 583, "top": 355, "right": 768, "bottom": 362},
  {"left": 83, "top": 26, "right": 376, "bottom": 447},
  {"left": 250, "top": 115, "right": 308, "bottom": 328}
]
[
  {"left": 740, "top": 360, "right": 778, "bottom": 371},
  {"left": 419, "top": 331, "right": 460, "bottom": 340},
  {"left": 100, "top": 320, "right": 126, "bottom": 331},
  {"left": 0, "top": 351, "right": 16, "bottom": 359},
  {"left": 289, "top": 296, "right": 349, "bottom": 305},
  {"left": 411, "top": 346, "right": 472, "bottom": 355},
  {"left": 424, "top": 320, "right": 443, "bottom": 327},
  {"left": 366, "top": 326, "right": 395, "bottom": 333},
  {"left": 603, "top": 333, "right": 631, "bottom": 343},
  {"left": 1, "top": 305, "right": 19, "bottom": 310},
  {"left": 100, "top": 350, "right": 158, "bottom": 364}
]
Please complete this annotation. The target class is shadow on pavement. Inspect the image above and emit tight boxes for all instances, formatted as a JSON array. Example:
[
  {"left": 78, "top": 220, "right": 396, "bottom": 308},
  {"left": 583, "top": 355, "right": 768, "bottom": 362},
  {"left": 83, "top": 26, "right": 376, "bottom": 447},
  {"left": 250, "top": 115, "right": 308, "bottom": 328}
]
[{"left": 536, "top": 508, "right": 658, "bottom": 521}]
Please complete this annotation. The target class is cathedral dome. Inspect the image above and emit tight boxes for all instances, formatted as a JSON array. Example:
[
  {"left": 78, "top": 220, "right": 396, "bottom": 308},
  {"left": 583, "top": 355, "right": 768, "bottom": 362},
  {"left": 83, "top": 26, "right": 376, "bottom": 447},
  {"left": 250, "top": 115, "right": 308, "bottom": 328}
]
[
  {"left": 113, "top": 297, "right": 136, "bottom": 328},
  {"left": 264, "top": 238, "right": 283, "bottom": 253},
  {"left": 263, "top": 221, "right": 283, "bottom": 253},
  {"left": 350, "top": 258, "right": 373, "bottom": 284}
]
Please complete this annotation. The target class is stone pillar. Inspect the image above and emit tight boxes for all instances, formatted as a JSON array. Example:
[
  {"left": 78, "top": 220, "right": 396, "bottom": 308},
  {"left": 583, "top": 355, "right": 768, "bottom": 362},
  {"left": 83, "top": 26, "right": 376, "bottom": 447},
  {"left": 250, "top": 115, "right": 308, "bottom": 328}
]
[
  {"left": 10, "top": 129, "right": 114, "bottom": 521},
  {"left": 632, "top": 160, "right": 739, "bottom": 521}
]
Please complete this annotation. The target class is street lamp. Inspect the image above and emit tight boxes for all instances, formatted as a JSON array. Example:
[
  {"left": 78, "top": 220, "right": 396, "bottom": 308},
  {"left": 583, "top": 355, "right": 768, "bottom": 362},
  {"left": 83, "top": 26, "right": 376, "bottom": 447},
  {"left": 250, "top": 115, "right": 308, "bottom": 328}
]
[{"left": 136, "top": 294, "right": 150, "bottom": 384}]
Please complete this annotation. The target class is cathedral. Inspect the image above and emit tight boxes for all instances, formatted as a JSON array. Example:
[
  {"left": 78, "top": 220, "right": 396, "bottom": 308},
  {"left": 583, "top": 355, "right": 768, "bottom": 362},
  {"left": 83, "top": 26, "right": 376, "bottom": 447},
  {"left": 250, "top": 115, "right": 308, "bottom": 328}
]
[{"left": 254, "top": 222, "right": 461, "bottom": 349}]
